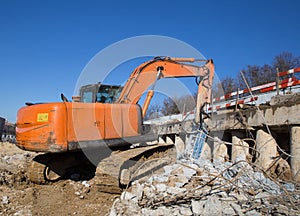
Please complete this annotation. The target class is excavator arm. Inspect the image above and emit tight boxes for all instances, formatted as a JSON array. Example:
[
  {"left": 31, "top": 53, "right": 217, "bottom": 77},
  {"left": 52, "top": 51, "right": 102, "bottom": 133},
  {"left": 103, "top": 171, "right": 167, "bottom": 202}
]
[{"left": 117, "top": 57, "right": 214, "bottom": 122}]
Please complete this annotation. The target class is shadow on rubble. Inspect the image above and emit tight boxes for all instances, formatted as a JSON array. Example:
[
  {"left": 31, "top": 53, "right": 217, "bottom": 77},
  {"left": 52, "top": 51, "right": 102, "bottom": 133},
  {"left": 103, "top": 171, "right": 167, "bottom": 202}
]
[{"left": 30, "top": 145, "right": 122, "bottom": 183}]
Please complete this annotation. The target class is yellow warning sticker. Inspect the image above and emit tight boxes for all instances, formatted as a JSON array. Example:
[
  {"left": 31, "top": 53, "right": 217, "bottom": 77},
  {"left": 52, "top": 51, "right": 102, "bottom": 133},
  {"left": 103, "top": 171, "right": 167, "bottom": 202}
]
[{"left": 37, "top": 113, "right": 49, "bottom": 122}]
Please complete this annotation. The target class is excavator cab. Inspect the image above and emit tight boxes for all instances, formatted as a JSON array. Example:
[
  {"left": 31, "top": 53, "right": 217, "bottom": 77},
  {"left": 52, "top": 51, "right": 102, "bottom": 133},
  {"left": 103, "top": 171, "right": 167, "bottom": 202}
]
[{"left": 79, "top": 83, "right": 123, "bottom": 103}]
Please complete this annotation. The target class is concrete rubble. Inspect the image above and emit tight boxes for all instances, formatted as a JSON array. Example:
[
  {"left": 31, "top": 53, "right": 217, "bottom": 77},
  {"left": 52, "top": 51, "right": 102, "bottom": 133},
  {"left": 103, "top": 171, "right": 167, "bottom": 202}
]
[{"left": 110, "top": 155, "right": 300, "bottom": 216}]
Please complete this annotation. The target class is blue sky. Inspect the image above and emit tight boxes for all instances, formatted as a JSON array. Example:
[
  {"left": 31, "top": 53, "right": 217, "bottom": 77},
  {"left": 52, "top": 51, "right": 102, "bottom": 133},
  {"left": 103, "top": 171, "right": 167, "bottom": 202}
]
[{"left": 1, "top": 0, "right": 300, "bottom": 122}]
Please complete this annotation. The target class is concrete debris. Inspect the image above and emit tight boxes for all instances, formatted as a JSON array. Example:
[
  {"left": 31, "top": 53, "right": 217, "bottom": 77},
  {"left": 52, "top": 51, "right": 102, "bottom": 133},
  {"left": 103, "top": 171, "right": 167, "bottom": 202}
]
[
  {"left": 13, "top": 208, "right": 32, "bottom": 216},
  {"left": 81, "top": 180, "right": 90, "bottom": 188},
  {"left": 255, "top": 129, "right": 278, "bottom": 171},
  {"left": 291, "top": 126, "right": 300, "bottom": 182},
  {"left": 179, "top": 206, "right": 193, "bottom": 215},
  {"left": 273, "top": 158, "right": 292, "bottom": 181},
  {"left": 200, "top": 142, "right": 212, "bottom": 161},
  {"left": 2, "top": 196, "right": 9, "bottom": 205},
  {"left": 232, "top": 135, "right": 251, "bottom": 163},
  {"left": 270, "top": 92, "right": 300, "bottom": 106},
  {"left": 120, "top": 192, "right": 138, "bottom": 202},
  {"left": 213, "top": 138, "right": 229, "bottom": 162},
  {"left": 283, "top": 182, "right": 295, "bottom": 192},
  {"left": 110, "top": 157, "right": 300, "bottom": 216}
]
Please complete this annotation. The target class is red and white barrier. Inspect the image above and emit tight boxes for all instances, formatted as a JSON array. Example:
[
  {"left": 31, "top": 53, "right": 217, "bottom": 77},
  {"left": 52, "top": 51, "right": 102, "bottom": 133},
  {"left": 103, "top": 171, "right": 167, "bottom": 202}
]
[
  {"left": 213, "top": 82, "right": 275, "bottom": 102},
  {"left": 277, "top": 67, "right": 300, "bottom": 77},
  {"left": 261, "top": 79, "right": 300, "bottom": 93},
  {"left": 213, "top": 68, "right": 300, "bottom": 103},
  {"left": 210, "top": 96, "right": 258, "bottom": 111},
  {"left": 210, "top": 67, "right": 300, "bottom": 112}
]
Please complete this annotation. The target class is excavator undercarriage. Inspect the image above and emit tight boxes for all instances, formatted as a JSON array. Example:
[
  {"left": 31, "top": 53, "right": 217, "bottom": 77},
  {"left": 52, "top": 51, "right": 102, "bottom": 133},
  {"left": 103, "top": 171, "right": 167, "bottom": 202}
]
[{"left": 28, "top": 141, "right": 177, "bottom": 194}]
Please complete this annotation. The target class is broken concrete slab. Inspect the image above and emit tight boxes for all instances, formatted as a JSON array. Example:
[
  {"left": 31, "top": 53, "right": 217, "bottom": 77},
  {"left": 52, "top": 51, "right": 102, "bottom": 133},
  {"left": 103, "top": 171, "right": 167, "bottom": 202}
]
[{"left": 110, "top": 154, "right": 298, "bottom": 216}]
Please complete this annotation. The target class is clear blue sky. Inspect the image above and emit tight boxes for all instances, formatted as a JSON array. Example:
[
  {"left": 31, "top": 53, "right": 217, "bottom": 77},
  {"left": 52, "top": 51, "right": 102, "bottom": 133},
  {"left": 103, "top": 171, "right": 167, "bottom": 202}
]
[{"left": 1, "top": 0, "right": 300, "bottom": 122}]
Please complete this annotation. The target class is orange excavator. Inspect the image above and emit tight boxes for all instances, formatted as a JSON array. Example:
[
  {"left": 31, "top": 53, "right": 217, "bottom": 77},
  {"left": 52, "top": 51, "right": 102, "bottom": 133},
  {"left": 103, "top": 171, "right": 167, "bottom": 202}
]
[{"left": 16, "top": 57, "right": 214, "bottom": 191}]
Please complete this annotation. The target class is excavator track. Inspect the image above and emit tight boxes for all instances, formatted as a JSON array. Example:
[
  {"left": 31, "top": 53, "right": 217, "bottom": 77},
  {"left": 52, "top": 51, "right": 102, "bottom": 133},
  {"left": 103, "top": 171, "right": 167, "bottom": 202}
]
[
  {"left": 27, "top": 143, "right": 176, "bottom": 194},
  {"left": 93, "top": 143, "right": 176, "bottom": 194},
  {"left": 28, "top": 152, "right": 96, "bottom": 184}
]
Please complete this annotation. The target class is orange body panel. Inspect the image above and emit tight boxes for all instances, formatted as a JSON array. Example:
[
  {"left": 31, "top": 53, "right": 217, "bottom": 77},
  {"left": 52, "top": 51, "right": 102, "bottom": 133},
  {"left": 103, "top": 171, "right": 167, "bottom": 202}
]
[
  {"left": 16, "top": 103, "right": 68, "bottom": 152},
  {"left": 16, "top": 102, "right": 142, "bottom": 152}
]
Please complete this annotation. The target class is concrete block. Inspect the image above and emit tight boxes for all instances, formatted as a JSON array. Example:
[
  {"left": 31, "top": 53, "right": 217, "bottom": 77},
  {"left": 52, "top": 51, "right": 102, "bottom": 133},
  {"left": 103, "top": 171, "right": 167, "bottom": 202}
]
[
  {"left": 179, "top": 207, "right": 193, "bottom": 216},
  {"left": 191, "top": 200, "right": 205, "bottom": 215},
  {"left": 155, "top": 183, "right": 167, "bottom": 192},
  {"left": 255, "top": 130, "right": 278, "bottom": 171},
  {"left": 274, "top": 158, "right": 292, "bottom": 181},
  {"left": 166, "top": 186, "right": 186, "bottom": 195},
  {"left": 154, "top": 206, "right": 173, "bottom": 216},
  {"left": 182, "top": 166, "right": 197, "bottom": 179},
  {"left": 175, "top": 135, "right": 185, "bottom": 158},
  {"left": 213, "top": 138, "right": 228, "bottom": 162},
  {"left": 291, "top": 126, "right": 300, "bottom": 182},
  {"left": 120, "top": 192, "right": 138, "bottom": 202},
  {"left": 202, "top": 195, "right": 223, "bottom": 215},
  {"left": 232, "top": 135, "right": 250, "bottom": 162},
  {"left": 130, "top": 182, "right": 144, "bottom": 201},
  {"left": 200, "top": 142, "right": 212, "bottom": 160}
]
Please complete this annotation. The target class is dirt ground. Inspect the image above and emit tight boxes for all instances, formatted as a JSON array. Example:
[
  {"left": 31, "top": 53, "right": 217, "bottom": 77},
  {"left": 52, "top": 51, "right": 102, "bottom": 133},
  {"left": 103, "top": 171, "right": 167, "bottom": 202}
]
[{"left": 0, "top": 142, "right": 118, "bottom": 216}]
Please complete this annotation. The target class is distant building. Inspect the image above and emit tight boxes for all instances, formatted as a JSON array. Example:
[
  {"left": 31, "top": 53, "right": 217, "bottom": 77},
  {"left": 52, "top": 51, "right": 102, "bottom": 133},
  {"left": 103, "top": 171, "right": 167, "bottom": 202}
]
[
  {"left": 0, "top": 117, "right": 5, "bottom": 141},
  {"left": 0, "top": 117, "right": 16, "bottom": 143}
]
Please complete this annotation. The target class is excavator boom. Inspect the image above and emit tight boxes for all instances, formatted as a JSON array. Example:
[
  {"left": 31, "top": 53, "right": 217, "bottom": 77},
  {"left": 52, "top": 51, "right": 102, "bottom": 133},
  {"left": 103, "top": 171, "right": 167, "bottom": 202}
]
[{"left": 117, "top": 57, "right": 214, "bottom": 104}]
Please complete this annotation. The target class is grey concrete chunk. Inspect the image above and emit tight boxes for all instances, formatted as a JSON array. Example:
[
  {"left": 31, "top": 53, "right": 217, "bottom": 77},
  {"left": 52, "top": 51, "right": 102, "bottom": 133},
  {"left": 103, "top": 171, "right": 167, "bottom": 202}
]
[
  {"left": 222, "top": 205, "right": 236, "bottom": 216},
  {"left": 230, "top": 203, "right": 243, "bottom": 215},
  {"left": 120, "top": 191, "right": 138, "bottom": 202},
  {"left": 179, "top": 206, "right": 193, "bottom": 216},
  {"left": 203, "top": 195, "right": 223, "bottom": 215},
  {"left": 166, "top": 186, "right": 186, "bottom": 195},
  {"left": 155, "top": 183, "right": 167, "bottom": 192},
  {"left": 191, "top": 199, "right": 205, "bottom": 215},
  {"left": 255, "top": 130, "right": 278, "bottom": 171},
  {"left": 245, "top": 209, "right": 262, "bottom": 216},
  {"left": 182, "top": 166, "right": 196, "bottom": 178}
]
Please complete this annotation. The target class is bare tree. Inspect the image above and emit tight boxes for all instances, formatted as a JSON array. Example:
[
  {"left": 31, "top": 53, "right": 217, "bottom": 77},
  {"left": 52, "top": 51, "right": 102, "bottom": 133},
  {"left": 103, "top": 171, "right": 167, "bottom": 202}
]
[
  {"left": 272, "top": 51, "right": 300, "bottom": 72},
  {"left": 237, "top": 65, "right": 261, "bottom": 89},
  {"left": 176, "top": 95, "right": 196, "bottom": 113},
  {"left": 221, "top": 76, "right": 238, "bottom": 95},
  {"left": 161, "top": 97, "right": 180, "bottom": 116},
  {"left": 260, "top": 64, "right": 276, "bottom": 83},
  {"left": 210, "top": 52, "right": 300, "bottom": 101},
  {"left": 237, "top": 64, "right": 277, "bottom": 92},
  {"left": 212, "top": 81, "right": 224, "bottom": 99},
  {"left": 144, "top": 103, "right": 162, "bottom": 120},
  {"left": 160, "top": 94, "right": 196, "bottom": 116}
]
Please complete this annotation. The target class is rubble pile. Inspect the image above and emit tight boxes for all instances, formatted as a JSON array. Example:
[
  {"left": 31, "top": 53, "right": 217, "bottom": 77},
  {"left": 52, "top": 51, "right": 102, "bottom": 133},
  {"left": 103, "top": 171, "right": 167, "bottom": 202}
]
[
  {"left": 0, "top": 144, "right": 34, "bottom": 186},
  {"left": 110, "top": 158, "right": 300, "bottom": 216}
]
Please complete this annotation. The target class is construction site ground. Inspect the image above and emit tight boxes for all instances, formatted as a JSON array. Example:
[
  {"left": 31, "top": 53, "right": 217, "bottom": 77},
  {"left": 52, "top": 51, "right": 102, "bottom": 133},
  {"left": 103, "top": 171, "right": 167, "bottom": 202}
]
[
  {"left": 0, "top": 141, "right": 119, "bottom": 216},
  {"left": 1, "top": 138, "right": 300, "bottom": 216}
]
